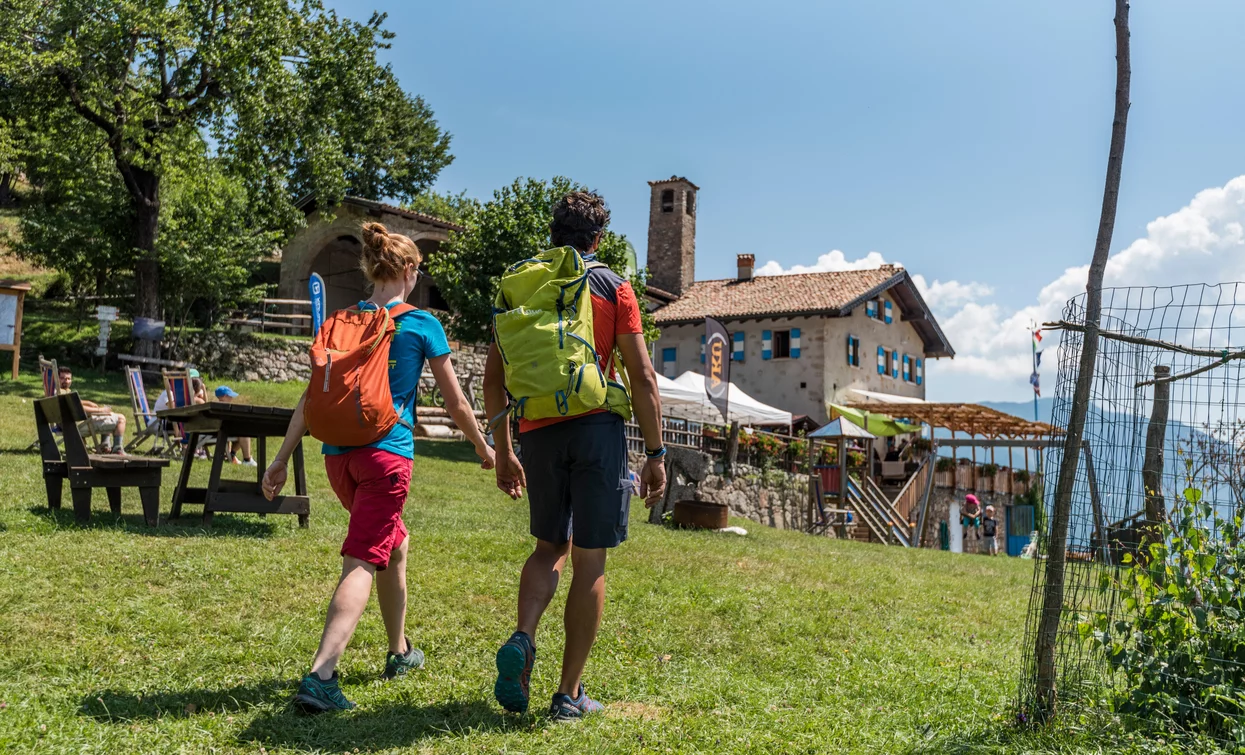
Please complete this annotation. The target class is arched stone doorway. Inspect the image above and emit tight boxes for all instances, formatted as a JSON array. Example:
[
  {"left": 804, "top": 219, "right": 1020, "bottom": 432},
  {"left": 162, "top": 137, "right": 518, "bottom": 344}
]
[
  {"left": 309, "top": 235, "right": 369, "bottom": 313},
  {"left": 307, "top": 234, "right": 450, "bottom": 313}
]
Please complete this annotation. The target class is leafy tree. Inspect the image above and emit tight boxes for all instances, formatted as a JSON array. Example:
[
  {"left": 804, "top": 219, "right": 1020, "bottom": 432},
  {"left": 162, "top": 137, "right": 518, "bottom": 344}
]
[
  {"left": 404, "top": 190, "right": 480, "bottom": 227},
  {"left": 2, "top": 2, "right": 452, "bottom": 353},
  {"left": 426, "top": 176, "right": 659, "bottom": 345}
]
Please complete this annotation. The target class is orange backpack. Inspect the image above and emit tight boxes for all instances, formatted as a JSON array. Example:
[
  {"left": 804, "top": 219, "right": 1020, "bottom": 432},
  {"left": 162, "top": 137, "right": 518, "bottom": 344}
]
[{"left": 305, "top": 303, "right": 417, "bottom": 447}]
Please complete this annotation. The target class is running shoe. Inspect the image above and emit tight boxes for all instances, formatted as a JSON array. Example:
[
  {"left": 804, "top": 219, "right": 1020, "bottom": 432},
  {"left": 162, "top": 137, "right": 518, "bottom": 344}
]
[
  {"left": 494, "top": 631, "right": 535, "bottom": 713},
  {"left": 548, "top": 683, "right": 604, "bottom": 721},
  {"left": 293, "top": 671, "right": 355, "bottom": 714},
  {"left": 382, "top": 637, "right": 425, "bottom": 680}
]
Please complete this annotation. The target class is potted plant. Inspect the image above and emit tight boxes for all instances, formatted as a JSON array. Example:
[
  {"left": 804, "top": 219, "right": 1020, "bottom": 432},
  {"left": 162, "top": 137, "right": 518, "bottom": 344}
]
[
  {"left": 936, "top": 457, "right": 956, "bottom": 474},
  {"left": 910, "top": 437, "right": 933, "bottom": 455}
]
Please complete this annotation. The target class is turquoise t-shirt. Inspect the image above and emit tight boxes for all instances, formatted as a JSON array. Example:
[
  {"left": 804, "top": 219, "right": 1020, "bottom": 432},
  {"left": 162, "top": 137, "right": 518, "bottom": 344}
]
[{"left": 321, "top": 301, "right": 451, "bottom": 460}]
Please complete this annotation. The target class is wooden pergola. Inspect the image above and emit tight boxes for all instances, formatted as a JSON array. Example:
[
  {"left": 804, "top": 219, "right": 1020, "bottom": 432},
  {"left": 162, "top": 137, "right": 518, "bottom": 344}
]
[{"left": 844, "top": 401, "right": 1057, "bottom": 439}]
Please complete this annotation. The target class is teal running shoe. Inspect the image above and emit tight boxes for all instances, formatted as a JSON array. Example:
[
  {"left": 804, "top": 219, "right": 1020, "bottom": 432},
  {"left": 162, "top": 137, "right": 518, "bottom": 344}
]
[
  {"left": 382, "top": 637, "right": 425, "bottom": 680},
  {"left": 293, "top": 671, "right": 355, "bottom": 714},
  {"left": 549, "top": 683, "right": 604, "bottom": 721},
  {"left": 494, "top": 631, "right": 535, "bottom": 713}
]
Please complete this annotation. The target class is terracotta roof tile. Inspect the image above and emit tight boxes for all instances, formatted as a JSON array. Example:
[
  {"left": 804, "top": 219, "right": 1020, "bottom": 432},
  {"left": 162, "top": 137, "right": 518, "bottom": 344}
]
[{"left": 653, "top": 268, "right": 897, "bottom": 325}]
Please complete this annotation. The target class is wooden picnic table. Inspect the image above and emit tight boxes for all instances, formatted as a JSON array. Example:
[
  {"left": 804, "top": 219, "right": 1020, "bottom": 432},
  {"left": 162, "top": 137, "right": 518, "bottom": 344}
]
[{"left": 157, "top": 402, "right": 310, "bottom": 527}]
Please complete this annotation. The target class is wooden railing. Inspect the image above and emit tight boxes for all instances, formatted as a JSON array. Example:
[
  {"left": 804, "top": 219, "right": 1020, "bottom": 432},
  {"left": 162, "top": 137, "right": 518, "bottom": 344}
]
[
  {"left": 624, "top": 418, "right": 810, "bottom": 472},
  {"left": 844, "top": 478, "right": 891, "bottom": 543},
  {"left": 933, "top": 463, "right": 1037, "bottom": 496},
  {"left": 891, "top": 454, "right": 933, "bottom": 524},
  {"left": 224, "top": 298, "right": 314, "bottom": 336},
  {"left": 861, "top": 475, "right": 912, "bottom": 546}
]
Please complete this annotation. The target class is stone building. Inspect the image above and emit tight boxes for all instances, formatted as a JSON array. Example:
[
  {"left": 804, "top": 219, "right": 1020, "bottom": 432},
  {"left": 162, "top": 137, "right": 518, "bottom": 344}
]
[
  {"left": 277, "top": 196, "right": 462, "bottom": 313},
  {"left": 646, "top": 177, "right": 955, "bottom": 425}
]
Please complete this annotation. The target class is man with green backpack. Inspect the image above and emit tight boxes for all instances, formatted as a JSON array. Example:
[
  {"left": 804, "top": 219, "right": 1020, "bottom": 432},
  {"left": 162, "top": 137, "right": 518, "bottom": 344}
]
[{"left": 483, "top": 190, "right": 667, "bottom": 720}]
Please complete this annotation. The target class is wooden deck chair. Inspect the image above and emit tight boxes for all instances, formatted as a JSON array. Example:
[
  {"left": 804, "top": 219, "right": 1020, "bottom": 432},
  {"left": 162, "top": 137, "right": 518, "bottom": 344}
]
[
  {"left": 162, "top": 369, "right": 212, "bottom": 458},
  {"left": 125, "top": 366, "right": 166, "bottom": 453}
]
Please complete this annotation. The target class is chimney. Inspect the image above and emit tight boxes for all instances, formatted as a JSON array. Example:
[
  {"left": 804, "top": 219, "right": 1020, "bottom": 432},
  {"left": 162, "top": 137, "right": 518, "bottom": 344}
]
[{"left": 737, "top": 254, "right": 755, "bottom": 282}]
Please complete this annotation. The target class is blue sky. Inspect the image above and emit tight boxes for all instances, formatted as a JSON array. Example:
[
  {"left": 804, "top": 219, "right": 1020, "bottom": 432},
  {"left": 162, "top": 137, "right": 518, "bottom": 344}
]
[{"left": 330, "top": 0, "right": 1245, "bottom": 401}]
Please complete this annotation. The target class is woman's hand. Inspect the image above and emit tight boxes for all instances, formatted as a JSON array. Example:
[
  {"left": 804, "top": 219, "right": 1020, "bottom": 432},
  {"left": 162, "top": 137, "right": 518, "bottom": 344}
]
[
  {"left": 262, "top": 459, "right": 287, "bottom": 501},
  {"left": 476, "top": 441, "right": 496, "bottom": 470}
]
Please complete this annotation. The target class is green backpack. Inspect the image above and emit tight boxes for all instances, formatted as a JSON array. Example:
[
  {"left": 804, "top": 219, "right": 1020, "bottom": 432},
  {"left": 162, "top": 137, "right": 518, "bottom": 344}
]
[{"left": 492, "top": 246, "right": 631, "bottom": 422}]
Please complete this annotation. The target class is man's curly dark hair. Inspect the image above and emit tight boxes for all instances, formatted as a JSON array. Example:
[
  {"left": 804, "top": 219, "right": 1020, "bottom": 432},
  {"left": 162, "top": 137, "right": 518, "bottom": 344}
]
[{"left": 550, "top": 191, "right": 610, "bottom": 252}]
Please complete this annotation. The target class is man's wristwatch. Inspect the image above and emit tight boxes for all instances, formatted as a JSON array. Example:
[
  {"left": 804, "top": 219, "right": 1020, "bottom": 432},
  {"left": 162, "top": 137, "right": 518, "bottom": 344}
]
[{"left": 644, "top": 445, "right": 667, "bottom": 461}]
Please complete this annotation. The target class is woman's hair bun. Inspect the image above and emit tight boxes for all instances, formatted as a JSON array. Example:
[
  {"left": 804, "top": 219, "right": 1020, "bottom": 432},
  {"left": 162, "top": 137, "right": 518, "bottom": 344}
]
[{"left": 358, "top": 222, "right": 421, "bottom": 284}]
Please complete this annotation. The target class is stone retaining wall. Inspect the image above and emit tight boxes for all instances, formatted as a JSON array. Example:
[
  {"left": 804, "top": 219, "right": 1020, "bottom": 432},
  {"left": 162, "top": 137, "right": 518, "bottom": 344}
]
[
  {"left": 628, "top": 451, "right": 820, "bottom": 534},
  {"left": 164, "top": 331, "right": 312, "bottom": 383},
  {"left": 165, "top": 329, "right": 489, "bottom": 394}
]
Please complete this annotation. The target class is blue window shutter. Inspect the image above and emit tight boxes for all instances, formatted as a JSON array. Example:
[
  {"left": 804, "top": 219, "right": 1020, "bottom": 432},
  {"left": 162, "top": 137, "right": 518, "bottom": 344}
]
[
  {"left": 877, "top": 346, "right": 885, "bottom": 375},
  {"left": 847, "top": 335, "right": 854, "bottom": 366},
  {"left": 762, "top": 330, "right": 772, "bottom": 360},
  {"left": 790, "top": 328, "right": 801, "bottom": 359},
  {"left": 700, "top": 335, "right": 706, "bottom": 364},
  {"left": 903, "top": 355, "right": 911, "bottom": 381},
  {"left": 916, "top": 358, "right": 924, "bottom": 386},
  {"left": 884, "top": 300, "right": 893, "bottom": 324},
  {"left": 733, "top": 331, "right": 745, "bottom": 362},
  {"left": 866, "top": 300, "right": 876, "bottom": 318}
]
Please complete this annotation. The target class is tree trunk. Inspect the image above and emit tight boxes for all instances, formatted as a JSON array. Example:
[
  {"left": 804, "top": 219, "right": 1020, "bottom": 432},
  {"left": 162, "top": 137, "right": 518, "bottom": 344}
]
[
  {"left": 1033, "top": 0, "right": 1130, "bottom": 716},
  {"left": 1140, "top": 365, "right": 1170, "bottom": 560},
  {"left": 129, "top": 166, "right": 161, "bottom": 358},
  {"left": 0, "top": 172, "right": 13, "bottom": 207}
]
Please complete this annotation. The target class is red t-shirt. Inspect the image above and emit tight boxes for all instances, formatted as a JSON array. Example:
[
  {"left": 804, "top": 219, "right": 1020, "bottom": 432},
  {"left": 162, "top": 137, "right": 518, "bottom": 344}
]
[{"left": 518, "top": 264, "right": 643, "bottom": 433}]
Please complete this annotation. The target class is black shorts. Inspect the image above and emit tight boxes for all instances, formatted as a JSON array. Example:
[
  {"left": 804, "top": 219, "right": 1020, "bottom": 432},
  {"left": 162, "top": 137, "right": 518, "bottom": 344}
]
[{"left": 519, "top": 412, "right": 631, "bottom": 550}]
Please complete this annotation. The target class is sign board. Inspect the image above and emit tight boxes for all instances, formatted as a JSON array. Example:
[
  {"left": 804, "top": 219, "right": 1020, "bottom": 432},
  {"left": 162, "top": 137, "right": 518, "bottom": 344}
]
[
  {"left": 703, "top": 316, "right": 731, "bottom": 423},
  {"left": 0, "top": 293, "right": 16, "bottom": 347},
  {"left": 96, "top": 305, "right": 119, "bottom": 322},
  {"left": 0, "top": 280, "right": 31, "bottom": 379},
  {"left": 309, "top": 272, "right": 326, "bottom": 336}
]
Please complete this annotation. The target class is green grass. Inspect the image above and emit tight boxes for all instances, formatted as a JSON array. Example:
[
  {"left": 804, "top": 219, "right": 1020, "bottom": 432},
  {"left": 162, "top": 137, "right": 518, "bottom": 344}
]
[{"left": 0, "top": 372, "right": 1193, "bottom": 754}]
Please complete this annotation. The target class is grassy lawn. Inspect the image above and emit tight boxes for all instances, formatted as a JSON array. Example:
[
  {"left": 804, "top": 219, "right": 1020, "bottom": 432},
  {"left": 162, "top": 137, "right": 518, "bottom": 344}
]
[{"left": 0, "top": 371, "right": 1180, "bottom": 754}]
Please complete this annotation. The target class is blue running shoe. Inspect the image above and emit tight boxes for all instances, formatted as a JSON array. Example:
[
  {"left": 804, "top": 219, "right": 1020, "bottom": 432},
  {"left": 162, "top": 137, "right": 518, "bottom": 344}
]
[
  {"left": 293, "top": 671, "right": 355, "bottom": 714},
  {"left": 494, "top": 631, "right": 535, "bottom": 713},
  {"left": 549, "top": 683, "right": 604, "bottom": 722},
  {"left": 382, "top": 636, "right": 425, "bottom": 680}
]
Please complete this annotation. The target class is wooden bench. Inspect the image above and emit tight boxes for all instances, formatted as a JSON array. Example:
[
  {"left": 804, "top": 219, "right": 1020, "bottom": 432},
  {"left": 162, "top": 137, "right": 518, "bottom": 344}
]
[{"left": 34, "top": 392, "right": 170, "bottom": 526}]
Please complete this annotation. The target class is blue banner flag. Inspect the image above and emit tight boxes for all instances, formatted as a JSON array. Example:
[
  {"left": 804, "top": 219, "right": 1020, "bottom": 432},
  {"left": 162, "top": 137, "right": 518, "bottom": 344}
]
[
  {"left": 1035, "top": 350, "right": 1043, "bottom": 369},
  {"left": 309, "top": 272, "right": 326, "bottom": 336}
]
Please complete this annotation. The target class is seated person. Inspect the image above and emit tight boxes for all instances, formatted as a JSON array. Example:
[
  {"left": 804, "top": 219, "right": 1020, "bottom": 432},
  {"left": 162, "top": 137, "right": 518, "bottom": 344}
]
[
  {"left": 213, "top": 385, "right": 256, "bottom": 466},
  {"left": 57, "top": 366, "right": 127, "bottom": 454},
  {"left": 154, "top": 368, "right": 205, "bottom": 412}
]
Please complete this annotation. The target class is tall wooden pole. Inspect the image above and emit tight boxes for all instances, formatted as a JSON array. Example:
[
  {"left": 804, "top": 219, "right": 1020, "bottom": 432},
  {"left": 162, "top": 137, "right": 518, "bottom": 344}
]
[{"left": 1034, "top": 0, "right": 1131, "bottom": 716}]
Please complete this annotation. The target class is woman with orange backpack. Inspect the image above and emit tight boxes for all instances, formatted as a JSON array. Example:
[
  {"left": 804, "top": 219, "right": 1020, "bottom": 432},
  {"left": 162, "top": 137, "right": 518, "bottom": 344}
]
[{"left": 262, "top": 222, "right": 495, "bottom": 713}]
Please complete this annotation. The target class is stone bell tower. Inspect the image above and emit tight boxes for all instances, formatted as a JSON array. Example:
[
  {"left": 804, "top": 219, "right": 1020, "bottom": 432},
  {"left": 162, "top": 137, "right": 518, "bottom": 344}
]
[{"left": 646, "top": 176, "right": 698, "bottom": 296}]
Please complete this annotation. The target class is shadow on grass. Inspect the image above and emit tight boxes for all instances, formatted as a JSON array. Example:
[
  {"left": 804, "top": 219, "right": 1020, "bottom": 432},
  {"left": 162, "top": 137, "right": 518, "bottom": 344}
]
[
  {"left": 32, "top": 505, "right": 279, "bottom": 538},
  {"left": 81, "top": 683, "right": 520, "bottom": 751},
  {"left": 81, "top": 680, "right": 296, "bottom": 722},
  {"left": 240, "top": 698, "right": 519, "bottom": 752}
]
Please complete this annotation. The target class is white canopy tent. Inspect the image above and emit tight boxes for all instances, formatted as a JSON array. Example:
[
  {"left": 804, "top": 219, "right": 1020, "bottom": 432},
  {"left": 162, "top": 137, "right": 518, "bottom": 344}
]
[{"left": 654, "top": 371, "right": 793, "bottom": 427}]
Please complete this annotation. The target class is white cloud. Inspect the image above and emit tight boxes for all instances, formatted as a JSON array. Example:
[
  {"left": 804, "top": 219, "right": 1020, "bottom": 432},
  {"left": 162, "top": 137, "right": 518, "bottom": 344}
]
[
  {"left": 755, "top": 249, "right": 892, "bottom": 276},
  {"left": 910, "top": 276, "right": 995, "bottom": 309}
]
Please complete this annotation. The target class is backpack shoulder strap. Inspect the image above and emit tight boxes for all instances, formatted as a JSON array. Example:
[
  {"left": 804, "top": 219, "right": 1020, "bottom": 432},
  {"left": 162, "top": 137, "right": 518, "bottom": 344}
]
[{"left": 389, "top": 303, "right": 418, "bottom": 317}]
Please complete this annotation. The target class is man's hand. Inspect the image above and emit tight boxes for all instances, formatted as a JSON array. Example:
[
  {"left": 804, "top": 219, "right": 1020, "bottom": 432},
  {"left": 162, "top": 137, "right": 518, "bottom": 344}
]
[
  {"left": 262, "top": 460, "right": 287, "bottom": 501},
  {"left": 475, "top": 442, "right": 497, "bottom": 470},
  {"left": 495, "top": 451, "right": 526, "bottom": 500},
  {"left": 640, "top": 457, "right": 667, "bottom": 508}
]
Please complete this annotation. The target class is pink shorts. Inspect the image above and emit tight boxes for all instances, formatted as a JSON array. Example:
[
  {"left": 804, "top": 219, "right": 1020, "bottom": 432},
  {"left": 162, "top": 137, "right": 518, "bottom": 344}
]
[{"left": 324, "top": 448, "right": 411, "bottom": 569}]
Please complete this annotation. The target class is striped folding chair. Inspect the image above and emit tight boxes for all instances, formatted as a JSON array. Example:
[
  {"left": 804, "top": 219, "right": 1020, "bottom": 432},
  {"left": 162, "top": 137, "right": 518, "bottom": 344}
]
[
  {"left": 27, "top": 358, "right": 65, "bottom": 451},
  {"left": 125, "top": 366, "right": 165, "bottom": 454},
  {"left": 162, "top": 370, "right": 212, "bottom": 458}
]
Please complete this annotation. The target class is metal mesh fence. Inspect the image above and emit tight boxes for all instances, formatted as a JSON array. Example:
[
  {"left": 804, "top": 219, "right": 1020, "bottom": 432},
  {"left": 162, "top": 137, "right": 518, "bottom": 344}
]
[{"left": 1018, "top": 282, "right": 1245, "bottom": 746}]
